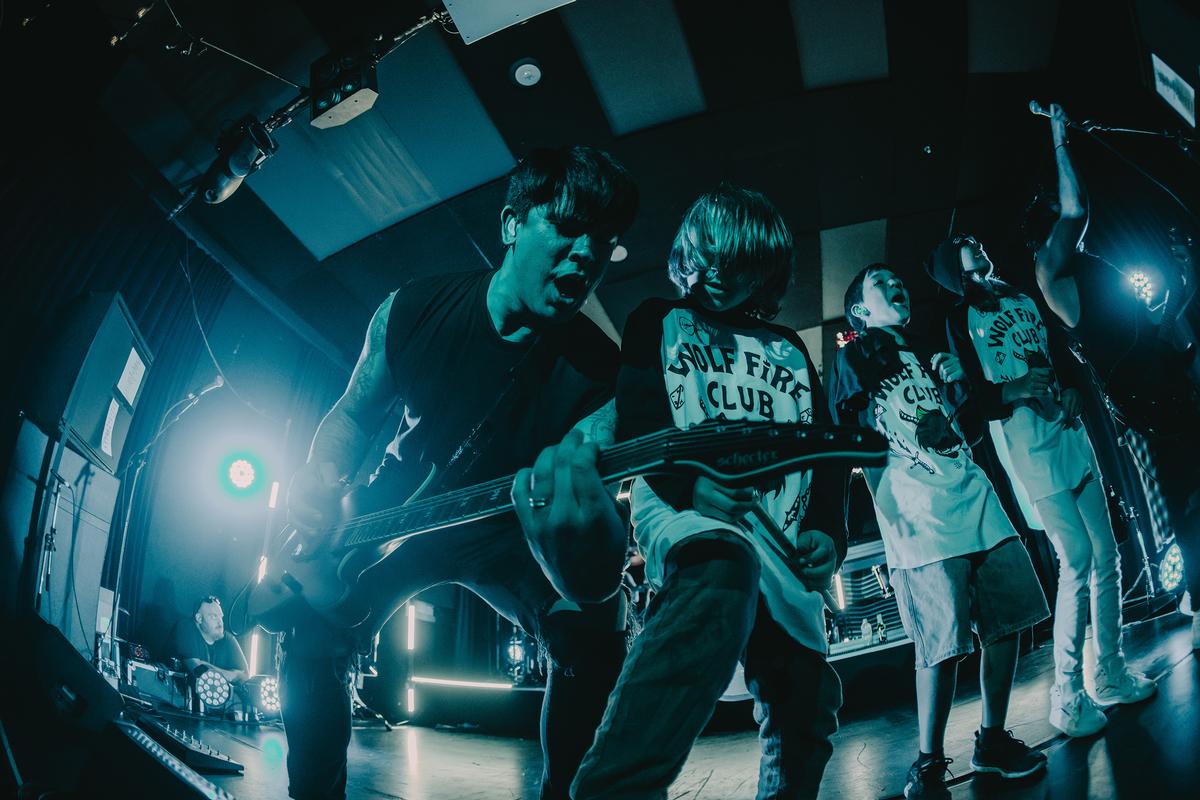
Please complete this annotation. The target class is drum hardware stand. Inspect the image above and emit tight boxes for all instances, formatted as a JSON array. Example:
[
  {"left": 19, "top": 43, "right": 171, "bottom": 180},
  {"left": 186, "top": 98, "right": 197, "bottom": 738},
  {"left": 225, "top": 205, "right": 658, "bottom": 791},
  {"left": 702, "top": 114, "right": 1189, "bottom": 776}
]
[{"left": 1111, "top": 487, "right": 1159, "bottom": 607}]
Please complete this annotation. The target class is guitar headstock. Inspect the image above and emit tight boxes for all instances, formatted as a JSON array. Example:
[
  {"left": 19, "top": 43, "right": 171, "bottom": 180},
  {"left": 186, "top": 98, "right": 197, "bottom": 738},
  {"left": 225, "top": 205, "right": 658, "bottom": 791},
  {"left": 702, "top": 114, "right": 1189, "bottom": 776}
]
[{"left": 640, "top": 421, "right": 887, "bottom": 487}]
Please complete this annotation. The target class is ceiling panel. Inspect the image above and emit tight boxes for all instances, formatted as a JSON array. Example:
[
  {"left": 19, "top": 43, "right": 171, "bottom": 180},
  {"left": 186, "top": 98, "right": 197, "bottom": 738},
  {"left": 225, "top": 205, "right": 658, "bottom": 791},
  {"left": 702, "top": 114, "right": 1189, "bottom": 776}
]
[
  {"left": 820, "top": 218, "right": 887, "bottom": 322},
  {"left": 967, "top": 0, "right": 1060, "bottom": 74},
  {"left": 673, "top": 1, "right": 805, "bottom": 111},
  {"left": 444, "top": 8, "right": 613, "bottom": 155},
  {"left": 562, "top": 0, "right": 706, "bottom": 136},
  {"left": 791, "top": 0, "right": 889, "bottom": 90}
]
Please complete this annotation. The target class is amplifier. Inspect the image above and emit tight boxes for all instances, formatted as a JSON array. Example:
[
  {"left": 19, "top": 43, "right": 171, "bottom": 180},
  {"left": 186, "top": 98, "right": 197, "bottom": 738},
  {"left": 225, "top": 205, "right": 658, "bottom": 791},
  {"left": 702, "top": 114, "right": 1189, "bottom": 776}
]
[{"left": 126, "top": 659, "right": 189, "bottom": 709}]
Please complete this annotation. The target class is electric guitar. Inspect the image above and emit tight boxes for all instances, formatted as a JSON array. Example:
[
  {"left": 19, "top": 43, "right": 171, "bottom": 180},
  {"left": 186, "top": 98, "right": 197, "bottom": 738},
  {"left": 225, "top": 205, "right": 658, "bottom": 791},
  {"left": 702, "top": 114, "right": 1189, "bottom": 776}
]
[{"left": 248, "top": 421, "right": 888, "bottom": 633}]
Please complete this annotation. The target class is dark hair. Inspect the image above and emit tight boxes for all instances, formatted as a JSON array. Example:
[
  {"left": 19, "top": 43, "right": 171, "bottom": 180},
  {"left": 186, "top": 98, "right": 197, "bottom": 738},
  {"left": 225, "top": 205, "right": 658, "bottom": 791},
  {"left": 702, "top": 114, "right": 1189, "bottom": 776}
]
[
  {"left": 503, "top": 145, "right": 639, "bottom": 236},
  {"left": 667, "top": 184, "right": 794, "bottom": 320},
  {"left": 843, "top": 263, "right": 892, "bottom": 333},
  {"left": 194, "top": 596, "right": 221, "bottom": 615},
  {"left": 1020, "top": 187, "right": 1060, "bottom": 253}
]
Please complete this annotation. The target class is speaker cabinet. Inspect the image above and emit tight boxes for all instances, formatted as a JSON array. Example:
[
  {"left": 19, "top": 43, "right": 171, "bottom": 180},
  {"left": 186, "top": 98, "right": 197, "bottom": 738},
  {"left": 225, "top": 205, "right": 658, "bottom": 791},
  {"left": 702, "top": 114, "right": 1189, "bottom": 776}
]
[{"left": 26, "top": 292, "right": 152, "bottom": 475}]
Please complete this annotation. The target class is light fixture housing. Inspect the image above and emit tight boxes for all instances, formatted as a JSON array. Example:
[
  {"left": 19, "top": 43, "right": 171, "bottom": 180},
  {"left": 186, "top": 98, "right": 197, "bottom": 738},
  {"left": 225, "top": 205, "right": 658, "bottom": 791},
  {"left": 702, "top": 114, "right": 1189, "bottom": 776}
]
[
  {"left": 1159, "top": 542, "right": 1185, "bottom": 593},
  {"left": 512, "top": 58, "right": 542, "bottom": 87}
]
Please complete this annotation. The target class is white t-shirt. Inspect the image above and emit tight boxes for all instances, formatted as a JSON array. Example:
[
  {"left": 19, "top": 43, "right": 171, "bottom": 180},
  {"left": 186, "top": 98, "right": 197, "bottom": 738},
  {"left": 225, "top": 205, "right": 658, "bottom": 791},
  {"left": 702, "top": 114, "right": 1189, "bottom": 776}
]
[
  {"left": 966, "top": 293, "right": 1096, "bottom": 502},
  {"left": 858, "top": 347, "right": 1015, "bottom": 569},
  {"left": 627, "top": 305, "right": 828, "bottom": 655}
]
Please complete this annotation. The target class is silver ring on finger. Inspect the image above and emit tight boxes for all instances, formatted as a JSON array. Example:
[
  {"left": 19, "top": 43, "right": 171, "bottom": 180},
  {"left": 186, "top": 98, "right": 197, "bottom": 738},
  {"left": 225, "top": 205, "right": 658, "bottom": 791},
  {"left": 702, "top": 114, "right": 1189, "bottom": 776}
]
[{"left": 529, "top": 496, "right": 551, "bottom": 510}]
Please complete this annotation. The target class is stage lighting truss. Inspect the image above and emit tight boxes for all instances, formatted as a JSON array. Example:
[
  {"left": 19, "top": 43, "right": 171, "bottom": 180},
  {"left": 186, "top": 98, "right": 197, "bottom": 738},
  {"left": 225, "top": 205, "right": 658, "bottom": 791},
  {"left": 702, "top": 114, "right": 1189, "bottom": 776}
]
[
  {"left": 196, "top": 669, "right": 232, "bottom": 709},
  {"left": 1159, "top": 542, "right": 1184, "bottom": 593}
]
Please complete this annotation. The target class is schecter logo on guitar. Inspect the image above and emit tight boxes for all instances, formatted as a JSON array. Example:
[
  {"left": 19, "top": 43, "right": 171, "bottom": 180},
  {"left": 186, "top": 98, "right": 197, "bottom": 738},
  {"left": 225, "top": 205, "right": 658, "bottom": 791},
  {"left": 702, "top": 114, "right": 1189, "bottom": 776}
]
[{"left": 716, "top": 450, "right": 780, "bottom": 469}]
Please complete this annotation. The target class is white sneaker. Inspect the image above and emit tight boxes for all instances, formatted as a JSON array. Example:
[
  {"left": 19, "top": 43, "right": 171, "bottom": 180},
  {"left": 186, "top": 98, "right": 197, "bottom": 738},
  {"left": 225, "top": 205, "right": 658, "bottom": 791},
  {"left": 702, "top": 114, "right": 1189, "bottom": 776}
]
[
  {"left": 1049, "top": 685, "right": 1107, "bottom": 737},
  {"left": 1092, "top": 668, "right": 1157, "bottom": 706}
]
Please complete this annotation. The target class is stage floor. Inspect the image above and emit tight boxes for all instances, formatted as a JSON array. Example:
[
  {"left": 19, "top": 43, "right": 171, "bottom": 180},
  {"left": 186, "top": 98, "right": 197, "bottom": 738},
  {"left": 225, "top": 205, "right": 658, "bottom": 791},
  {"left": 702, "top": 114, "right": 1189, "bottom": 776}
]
[{"left": 179, "top": 611, "right": 1195, "bottom": 799}]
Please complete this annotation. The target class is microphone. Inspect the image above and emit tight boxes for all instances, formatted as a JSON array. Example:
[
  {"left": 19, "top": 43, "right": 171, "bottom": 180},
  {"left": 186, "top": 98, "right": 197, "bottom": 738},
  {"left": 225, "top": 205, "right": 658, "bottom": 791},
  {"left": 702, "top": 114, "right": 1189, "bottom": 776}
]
[
  {"left": 1029, "top": 101, "right": 1098, "bottom": 132},
  {"left": 189, "top": 374, "right": 225, "bottom": 399}
]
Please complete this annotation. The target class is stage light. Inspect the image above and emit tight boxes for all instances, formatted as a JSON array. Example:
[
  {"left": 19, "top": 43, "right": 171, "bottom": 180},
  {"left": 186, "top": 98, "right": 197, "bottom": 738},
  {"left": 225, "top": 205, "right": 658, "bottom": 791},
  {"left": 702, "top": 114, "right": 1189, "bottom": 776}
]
[
  {"left": 832, "top": 572, "right": 846, "bottom": 610},
  {"left": 406, "top": 685, "right": 416, "bottom": 714},
  {"left": 229, "top": 459, "right": 256, "bottom": 489},
  {"left": 257, "top": 676, "right": 281, "bottom": 714},
  {"left": 1129, "top": 270, "right": 1154, "bottom": 304},
  {"left": 505, "top": 632, "right": 526, "bottom": 666},
  {"left": 1159, "top": 543, "right": 1184, "bottom": 592},
  {"left": 410, "top": 676, "right": 513, "bottom": 690},
  {"left": 268, "top": 480, "right": 281, "bottom": 509},
  {"left": 406, "top": 603, "right": 416, "bottom": 651},
  {"left": 196, "top": 669, "right": 231, "bottom": 709},
  {"left": 219, "top": 451, "right": 265, "bottom": 497}
]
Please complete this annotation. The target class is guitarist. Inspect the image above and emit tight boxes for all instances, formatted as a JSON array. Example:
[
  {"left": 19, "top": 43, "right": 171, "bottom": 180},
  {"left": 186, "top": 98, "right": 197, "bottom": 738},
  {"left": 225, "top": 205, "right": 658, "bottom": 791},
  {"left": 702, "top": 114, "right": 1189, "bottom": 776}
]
[
  {"left": 573, "top": 186, "right": 847, "bottom": 799},
  {"left": 281, "top": 146, "right": 638, "bottom": 800},
  {"left": 1031, "top": 103, "right": 1200, "bottom": 652}
]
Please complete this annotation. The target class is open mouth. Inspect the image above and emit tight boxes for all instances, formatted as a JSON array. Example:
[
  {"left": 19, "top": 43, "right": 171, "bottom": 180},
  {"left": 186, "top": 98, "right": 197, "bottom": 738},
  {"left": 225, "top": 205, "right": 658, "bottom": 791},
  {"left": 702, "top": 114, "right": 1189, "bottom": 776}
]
[
  {"left": 890, "top": 291, "right": 908, "bottom": 307},
  {"left": 552, "top": 272, "right": 588, "bottom": 303}
]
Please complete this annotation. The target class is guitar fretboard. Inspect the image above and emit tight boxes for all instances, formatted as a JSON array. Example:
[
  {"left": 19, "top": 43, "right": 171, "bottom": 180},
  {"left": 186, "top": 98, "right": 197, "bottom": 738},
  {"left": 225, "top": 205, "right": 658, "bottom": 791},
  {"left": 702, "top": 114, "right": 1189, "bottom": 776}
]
[{"left": 335, "top": 424, "right": 878, "bottom": 551}]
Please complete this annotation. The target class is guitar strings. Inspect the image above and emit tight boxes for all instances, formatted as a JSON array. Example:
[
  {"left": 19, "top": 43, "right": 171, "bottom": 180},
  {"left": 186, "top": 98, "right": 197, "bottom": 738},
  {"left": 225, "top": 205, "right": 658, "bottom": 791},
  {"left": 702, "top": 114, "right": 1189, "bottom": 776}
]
[
  {"left": 336, "top": 425, "right": 863, "bottom": 545},
  {"left": 336, "top": 425, "right": 865, "bottom": 547}
]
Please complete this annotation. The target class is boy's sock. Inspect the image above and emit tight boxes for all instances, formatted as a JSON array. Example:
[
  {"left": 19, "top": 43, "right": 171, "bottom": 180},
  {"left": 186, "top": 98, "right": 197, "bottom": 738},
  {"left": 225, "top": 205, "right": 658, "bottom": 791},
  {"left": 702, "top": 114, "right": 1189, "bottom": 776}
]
[
  {"left": 918, "top": 750, "right": 944, "bottom": 764},
  {"left": 978, "top": 725, "right": 1007, "bottom": 746}
]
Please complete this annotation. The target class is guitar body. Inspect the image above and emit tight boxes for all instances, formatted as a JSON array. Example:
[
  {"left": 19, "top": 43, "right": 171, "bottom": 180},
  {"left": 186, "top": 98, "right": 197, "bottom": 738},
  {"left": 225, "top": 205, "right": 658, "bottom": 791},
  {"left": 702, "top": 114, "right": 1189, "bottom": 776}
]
[{"left": 248, "top": 462, "right": 438, "bottom": 633}]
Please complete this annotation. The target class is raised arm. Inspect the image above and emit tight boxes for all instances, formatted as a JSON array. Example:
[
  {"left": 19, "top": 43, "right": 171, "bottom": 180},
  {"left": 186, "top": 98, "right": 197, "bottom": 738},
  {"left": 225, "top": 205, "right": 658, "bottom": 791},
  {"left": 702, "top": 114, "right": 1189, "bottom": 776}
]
[
  {"left": 1035, "top": 104, "right": 1089, "bottom": 327},
  {"left": 289, "top": 293, "right": 398, "bottom": 535}
]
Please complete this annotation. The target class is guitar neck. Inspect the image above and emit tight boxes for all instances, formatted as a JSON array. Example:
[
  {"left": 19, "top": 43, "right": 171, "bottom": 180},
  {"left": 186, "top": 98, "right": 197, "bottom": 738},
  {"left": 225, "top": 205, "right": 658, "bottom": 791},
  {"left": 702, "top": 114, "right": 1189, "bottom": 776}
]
[
  {"left": 334, "top": 424, "right": 880, "bottom": 552},
  {"left": 335, "top": 432, "right": 673, "bottom": 551}
]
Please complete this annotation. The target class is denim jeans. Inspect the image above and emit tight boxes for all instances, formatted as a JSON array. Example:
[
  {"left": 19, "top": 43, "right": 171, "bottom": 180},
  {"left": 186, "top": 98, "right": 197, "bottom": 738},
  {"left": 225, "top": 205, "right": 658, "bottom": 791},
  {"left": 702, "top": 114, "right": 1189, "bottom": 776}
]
[
  {"left": 1035, "top": 476, "right": 1126, "bottom": 691},
  {"left": 571, "top": 533, "right": 842, "bottom": 800}
]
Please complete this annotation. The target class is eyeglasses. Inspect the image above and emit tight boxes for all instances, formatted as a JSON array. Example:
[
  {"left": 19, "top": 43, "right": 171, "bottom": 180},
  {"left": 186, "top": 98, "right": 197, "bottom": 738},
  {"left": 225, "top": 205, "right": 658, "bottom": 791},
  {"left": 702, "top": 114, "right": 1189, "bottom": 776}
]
[{"left": 201, "top": 596, "right": 221, "bottom": 607}]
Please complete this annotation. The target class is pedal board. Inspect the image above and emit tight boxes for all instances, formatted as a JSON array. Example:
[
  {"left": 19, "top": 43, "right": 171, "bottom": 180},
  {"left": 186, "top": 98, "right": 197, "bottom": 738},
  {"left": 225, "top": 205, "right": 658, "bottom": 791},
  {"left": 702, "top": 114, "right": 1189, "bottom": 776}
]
[{"left": 135, "top": 713, "right": 245, "bottom": 774}]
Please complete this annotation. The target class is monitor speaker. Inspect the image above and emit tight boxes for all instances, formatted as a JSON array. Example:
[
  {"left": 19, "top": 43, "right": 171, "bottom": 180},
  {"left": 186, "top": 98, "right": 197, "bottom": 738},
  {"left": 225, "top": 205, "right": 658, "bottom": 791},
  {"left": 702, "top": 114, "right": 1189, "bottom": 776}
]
[
  {"left": 1, "top": 614, "right": 234, "bottom": 799},
  {"left": 25, "top": 292, "right": 153, "bottom": 475}
]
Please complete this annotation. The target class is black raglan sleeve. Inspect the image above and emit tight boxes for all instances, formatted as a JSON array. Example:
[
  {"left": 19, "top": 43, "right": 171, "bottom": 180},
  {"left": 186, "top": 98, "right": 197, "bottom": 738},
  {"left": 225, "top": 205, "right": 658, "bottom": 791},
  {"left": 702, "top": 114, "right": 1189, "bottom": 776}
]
[
  {"left": 945, "top": 308, "right": 1012, "bottom": 422},
  {"left": 778, "top": 330, "right": 848, "bottom": 569},
  {"left": 614, "top": 299, "right": 696, "bottom": 511}
]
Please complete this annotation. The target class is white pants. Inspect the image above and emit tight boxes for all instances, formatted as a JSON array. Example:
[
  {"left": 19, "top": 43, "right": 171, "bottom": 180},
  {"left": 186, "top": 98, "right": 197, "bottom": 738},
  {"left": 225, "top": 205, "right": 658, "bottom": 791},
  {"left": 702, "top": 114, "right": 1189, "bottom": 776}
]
[{"left": 1034, "top": 476, "right": 1127, "bottom": 692}]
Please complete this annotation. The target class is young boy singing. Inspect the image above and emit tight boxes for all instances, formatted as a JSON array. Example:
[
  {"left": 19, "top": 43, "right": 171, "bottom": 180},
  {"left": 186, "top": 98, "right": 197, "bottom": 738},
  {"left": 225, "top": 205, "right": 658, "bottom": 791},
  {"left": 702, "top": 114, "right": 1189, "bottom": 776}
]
[{"left": 829, "top": 264, "right": 1050, "bottom": 800}]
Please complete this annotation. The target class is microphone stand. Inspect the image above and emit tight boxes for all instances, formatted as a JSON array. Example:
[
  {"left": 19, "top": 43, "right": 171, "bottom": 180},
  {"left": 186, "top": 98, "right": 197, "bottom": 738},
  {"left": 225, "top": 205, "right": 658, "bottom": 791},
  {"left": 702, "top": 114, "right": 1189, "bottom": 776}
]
[{"left": 106, "top": 385, "right": 221, "bottom": 672}]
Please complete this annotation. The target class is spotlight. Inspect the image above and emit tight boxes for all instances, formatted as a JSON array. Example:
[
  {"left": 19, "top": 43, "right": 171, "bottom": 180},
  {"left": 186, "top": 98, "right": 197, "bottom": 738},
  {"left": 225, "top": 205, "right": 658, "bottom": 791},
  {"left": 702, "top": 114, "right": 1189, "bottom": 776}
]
[
  {"left": 1159, "top": 542, "right": 1185, "bottom": 593},
  {"left": 246, "top": 675, "right": 281, "bottom": 715},
  {"left": 220, "top": 452, "right": 264, "bottom": 497},
  {"left": 1129, "top": 270, "right": 1154, "bottom": 304},
  {"left": 196, "top": 116, "right": 278, "bottom": 205},
  {"left": 229, "top": 459, "right": 256, "bottom": 490},
  {"left": 196, "top": 669, "right": 231, "bottom": 709},
  {"left": 310, "top": 47, "right": 379, "bottom": 129},
  {"left": 505, "top": 632, "right": 526, "bottom": 666}
]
